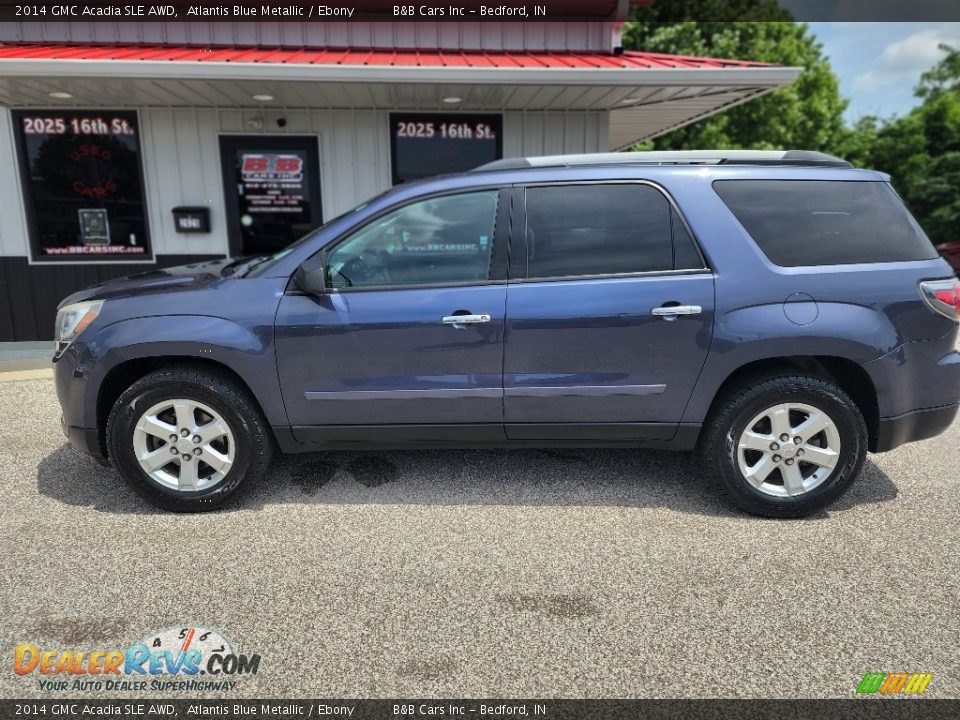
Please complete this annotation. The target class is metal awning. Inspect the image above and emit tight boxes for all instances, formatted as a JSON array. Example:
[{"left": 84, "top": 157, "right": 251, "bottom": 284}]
[
  {"left": 0, "top": 43, "right": 775, "bottom": 69},
  {"left": 0, "top": 43, "right": 801, "bottom": 147}
]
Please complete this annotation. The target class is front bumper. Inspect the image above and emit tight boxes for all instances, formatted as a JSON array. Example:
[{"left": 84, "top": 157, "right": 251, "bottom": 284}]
[
  {"left": 874, "top": 402, "right": 960, "bottom": 453},
  {"left": 55, "top": 342, "right": 108, "bottom": 464},
  {"left": 60, "top": 414, "right": 108, "bottom": 464}
]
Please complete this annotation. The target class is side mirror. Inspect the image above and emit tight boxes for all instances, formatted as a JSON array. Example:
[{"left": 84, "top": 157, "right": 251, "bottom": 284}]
[{"left": 292, "top": 254, "right": 327, "bottom": 295}]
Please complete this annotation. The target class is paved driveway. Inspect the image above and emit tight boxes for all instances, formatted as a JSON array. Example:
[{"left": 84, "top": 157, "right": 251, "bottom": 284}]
[{"left": 1, "top": 377, "right": 957, "bottom": 698}]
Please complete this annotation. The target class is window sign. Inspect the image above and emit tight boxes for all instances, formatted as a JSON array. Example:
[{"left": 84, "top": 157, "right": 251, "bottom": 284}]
[
  {"left": 390, "top": 113, "right": 502, "bottom": 185},
  {"left": 14, "top": 110, "right": 151, "bottom": 261},
  {"left": 239, "top": 152, "right": 308, "bottom": 215},
  {"left": 78, "top": 209, "right": 110, "bottom": 245}
]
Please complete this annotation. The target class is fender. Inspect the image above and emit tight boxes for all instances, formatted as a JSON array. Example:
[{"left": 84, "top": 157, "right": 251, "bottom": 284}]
[
  {"left": 76, "top": 315, "right": 286, "bottom": 429},
  {"left": 680, "top": 301, "right": 898, "bottom": 424}
]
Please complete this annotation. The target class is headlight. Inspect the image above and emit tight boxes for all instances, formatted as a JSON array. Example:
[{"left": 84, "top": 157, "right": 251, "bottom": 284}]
[{"left": 54, "top": 300, "right": 103, "bottom": 356}]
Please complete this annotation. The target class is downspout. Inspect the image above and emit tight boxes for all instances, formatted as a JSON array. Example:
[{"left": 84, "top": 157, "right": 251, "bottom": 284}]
[
  {"left": 613, "top": 0, "right": 655, "bottom": 54},
  {"left": 611, "top": 0, "right": 632, "bottom": 54}
]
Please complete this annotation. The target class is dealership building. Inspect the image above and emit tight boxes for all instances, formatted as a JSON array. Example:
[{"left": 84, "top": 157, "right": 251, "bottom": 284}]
[{"left": 0, "top": 3, "right": 800, "bottom": 341}]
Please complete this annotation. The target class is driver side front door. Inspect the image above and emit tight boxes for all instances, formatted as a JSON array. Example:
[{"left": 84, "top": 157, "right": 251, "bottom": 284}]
[{"left": 274, "top": 189, "right": 510, "bottom": 445}]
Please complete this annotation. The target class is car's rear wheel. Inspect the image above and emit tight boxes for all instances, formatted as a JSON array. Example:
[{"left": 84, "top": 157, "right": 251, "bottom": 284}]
[
  {"left": 106, "top": 367, "right": 271, "bottom": 512},
  {"left": 699, "top": 373, "right": 867, "bottom": 518}
]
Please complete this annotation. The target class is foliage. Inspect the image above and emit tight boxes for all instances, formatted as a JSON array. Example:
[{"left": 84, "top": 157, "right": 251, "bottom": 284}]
[
  {"left": 623, "top": 2, "right": 960, "bottom": 245},
  {"left": 845, "top": 46, "right": 960, "bottom": 245},
  {"left": 622, "top": 12, "right": 848, "bottom": 152}
]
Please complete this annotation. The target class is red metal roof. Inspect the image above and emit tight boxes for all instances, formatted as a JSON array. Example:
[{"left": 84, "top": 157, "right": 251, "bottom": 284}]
[{"left": 0, "top": 43, "right": 771, "bottom": 70}]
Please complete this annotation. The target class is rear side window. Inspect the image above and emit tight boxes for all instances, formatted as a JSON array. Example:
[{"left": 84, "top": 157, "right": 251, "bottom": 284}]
[
  {"left": 523, "top": 183, "right": 703, "bottom": 279},
  {"left": 714, "top": 180, "right": 938, "bottom": 266}
]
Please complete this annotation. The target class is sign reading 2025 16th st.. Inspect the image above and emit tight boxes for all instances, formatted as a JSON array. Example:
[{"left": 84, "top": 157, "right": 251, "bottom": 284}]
[
  {"left": 13, "top": 626, "right": 261, "bottom": 693},
  {"left": 14, "top": 109, "right": 152, "bottom": 262},
  {"left": 391, "top": 112, "right": 502, "bottom": 185}
]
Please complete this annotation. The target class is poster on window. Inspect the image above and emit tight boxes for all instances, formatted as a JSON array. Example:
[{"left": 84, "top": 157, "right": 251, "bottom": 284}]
[
  {"left": 238, "top": 152, "right": 308, "bottom": 215},
  {"left": 390, "top": 113, "right": 502, "bottom": 185},
  {"left": 14, "top": 110, "right": 151, "bottom": 261}
]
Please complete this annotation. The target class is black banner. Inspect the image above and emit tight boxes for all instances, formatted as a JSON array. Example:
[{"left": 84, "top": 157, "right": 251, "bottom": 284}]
[
  {"left": 3, "top": 700, "right": 960, "bottom": 720},
  {"left": 2, "top": 1, "right": 960, "bottom": 23}
]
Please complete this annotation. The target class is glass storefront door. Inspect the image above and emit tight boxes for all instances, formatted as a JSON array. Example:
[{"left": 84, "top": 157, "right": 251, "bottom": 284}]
[{"left": 219, "top": 135, "right": 323, "bottom": 257}]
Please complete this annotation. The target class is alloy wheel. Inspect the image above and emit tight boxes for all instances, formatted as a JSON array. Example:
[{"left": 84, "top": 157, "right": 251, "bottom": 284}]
[
  {"left": 132, "top": 399, "right": 235, "bottom": 492},
  {"left": 736, "top": 402, "right": 842, "bottom": 498}
]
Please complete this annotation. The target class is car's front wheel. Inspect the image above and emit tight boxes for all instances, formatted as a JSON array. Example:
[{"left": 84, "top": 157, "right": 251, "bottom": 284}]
[
  {"left": 106, "top": 366, "right": 272, "bottom": 512},
  {"left": 699, "top": 373, "right": 868, "bottom": 518}
]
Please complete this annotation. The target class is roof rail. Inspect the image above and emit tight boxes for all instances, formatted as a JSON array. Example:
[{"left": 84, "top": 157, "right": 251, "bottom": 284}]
[{"left": 474, "top": 150, "right": 853, "bottom": 171}]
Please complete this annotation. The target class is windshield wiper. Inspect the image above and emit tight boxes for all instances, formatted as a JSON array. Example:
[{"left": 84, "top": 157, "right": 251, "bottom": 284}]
[
  {"left": 239, "top": 256, "right": 274, "bottom": 277},
  {"left": 221, "top": 255, "right": 267, "bottom": 277}
]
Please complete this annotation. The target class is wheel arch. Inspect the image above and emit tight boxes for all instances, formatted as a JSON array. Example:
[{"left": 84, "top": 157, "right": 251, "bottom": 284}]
[
  {"left": 96, "top": 356, "right": 271, "bottom": 459},
  {"left": 702, "top": 356, "right": 880, "bottom": 452}
]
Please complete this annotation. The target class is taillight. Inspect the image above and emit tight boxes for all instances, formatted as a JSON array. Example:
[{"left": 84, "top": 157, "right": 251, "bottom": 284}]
[{"left": 920, "top": 278, "right": 960, "bottom": 320}]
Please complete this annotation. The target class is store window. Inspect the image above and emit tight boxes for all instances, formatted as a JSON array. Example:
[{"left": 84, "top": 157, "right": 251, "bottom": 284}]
[
  {"left": 14, "top": 110, "right": 151, "bottom": 261},
  {"left": 390, "top": 113, "right": 502, "bottom": 185}
]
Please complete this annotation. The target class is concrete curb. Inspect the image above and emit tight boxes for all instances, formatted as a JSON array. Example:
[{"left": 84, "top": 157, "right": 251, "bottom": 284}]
[{"left": 0, "top": 369, "right": 54, "bottom": 382}]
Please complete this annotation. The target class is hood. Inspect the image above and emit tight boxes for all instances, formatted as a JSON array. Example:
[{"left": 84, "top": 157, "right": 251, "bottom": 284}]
[{"left": 58, "top": 258, "right": 237, "bottom": 307}]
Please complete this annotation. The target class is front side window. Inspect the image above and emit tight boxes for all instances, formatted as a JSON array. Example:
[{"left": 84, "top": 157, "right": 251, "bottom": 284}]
[
  {"left": 325, "top": 191, "right": 499, "bottom": 289},
  {"left": 523, "top": 184, "right": 694, "bottom": 280}
]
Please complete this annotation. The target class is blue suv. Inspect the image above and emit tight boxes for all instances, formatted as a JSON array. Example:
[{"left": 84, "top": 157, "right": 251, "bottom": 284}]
[{"left": 53, "top": 150, "right": 960, "bottom": 516}]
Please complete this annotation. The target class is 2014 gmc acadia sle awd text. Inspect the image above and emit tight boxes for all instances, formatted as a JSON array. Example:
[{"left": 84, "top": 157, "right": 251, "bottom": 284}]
[{"left": 53, "top": 151, "right": 960, "bottom": 516}]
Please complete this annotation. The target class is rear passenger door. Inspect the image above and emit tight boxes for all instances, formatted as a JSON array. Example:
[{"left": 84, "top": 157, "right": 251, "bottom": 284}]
[{"left": 503, "top": 182, "right": 715, "bottom": 442}]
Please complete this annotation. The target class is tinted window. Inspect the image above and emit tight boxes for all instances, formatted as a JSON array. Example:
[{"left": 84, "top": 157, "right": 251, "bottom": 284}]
[
  {"left": 672, "top": 207, "right": 704, "bottom": 270},
  {"left": 326, "top": 191, "right": 498, "bottom": 288},
  {"left": 524, "top": 184, "right": 679, "bottom": 279},
  {"left": 714, "top": 180, "right": 938, "bottom": 266}
]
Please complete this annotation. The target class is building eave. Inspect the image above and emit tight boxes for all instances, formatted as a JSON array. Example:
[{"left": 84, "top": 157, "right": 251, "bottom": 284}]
[{"left": 0, "top": 56, "right": 802, "bottom": 89}]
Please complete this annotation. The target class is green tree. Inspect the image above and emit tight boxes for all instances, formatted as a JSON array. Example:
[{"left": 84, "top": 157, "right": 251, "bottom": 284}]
[
  {"left": 622, "top": 14, "right": 848, "bottom": 152},
  {"left": 917, "top": 43, "right": 960, "bottom": 98},
  {"left": 850, "top": 45, "right": 960, "bottom": 245}
]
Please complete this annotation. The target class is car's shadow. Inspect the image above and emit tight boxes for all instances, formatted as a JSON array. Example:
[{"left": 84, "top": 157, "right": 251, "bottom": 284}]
[{"left": 36, "top": 443, "right": 898, "bottom": 519}]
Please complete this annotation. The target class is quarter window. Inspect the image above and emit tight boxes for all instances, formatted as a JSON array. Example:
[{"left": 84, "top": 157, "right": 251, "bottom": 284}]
[
  {"left": 325, "top": 191, "right": 499, "bottom": 289},
  {"left": 714, "top": 180, "right": 938, "bottom": 266},
  {"left": 523, "top": 184, "right": 695, "bottom": 280}
]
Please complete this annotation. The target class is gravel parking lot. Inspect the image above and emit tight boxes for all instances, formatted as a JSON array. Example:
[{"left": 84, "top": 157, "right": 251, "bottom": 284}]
[{"left": 1, "top": 376, "right": 958, "bottom": 699}]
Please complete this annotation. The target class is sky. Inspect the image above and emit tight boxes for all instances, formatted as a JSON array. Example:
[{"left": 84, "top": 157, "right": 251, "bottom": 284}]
[{"left": 808, "top": 22, "right": 960, "bottom": 122}]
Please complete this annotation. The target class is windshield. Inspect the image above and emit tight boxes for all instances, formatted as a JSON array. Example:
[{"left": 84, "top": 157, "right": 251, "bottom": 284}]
[{"left": 242, "top": 192, "right": 388, "bottom": 278}]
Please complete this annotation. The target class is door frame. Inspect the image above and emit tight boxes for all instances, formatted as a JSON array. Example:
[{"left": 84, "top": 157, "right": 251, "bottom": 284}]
[{"left": 218, "top": 135, "right": 323, "bottom": 257}]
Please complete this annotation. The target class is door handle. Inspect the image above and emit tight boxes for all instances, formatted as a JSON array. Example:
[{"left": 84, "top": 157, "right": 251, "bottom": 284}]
[
  {"left": 442, "top": 313, "right": 491, "bottom": 326},
  {"left": 651, "top": 304, "right": 702, "bottom": 318}
]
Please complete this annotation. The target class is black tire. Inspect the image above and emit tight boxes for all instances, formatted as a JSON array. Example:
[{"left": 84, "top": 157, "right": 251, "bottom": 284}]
[
  {"left": 698, "top": 372, "right": 868, "bottom": 518},
  {"left": 106, "top": 366, "right": 272, "bottom": 512}
]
